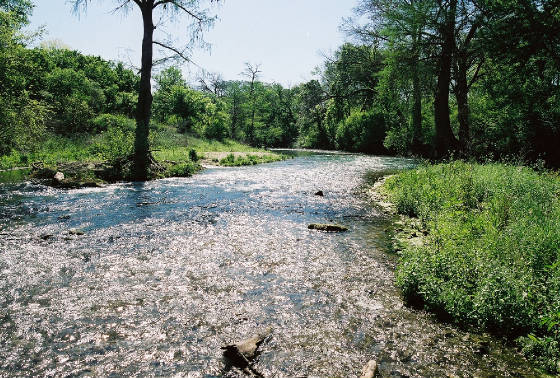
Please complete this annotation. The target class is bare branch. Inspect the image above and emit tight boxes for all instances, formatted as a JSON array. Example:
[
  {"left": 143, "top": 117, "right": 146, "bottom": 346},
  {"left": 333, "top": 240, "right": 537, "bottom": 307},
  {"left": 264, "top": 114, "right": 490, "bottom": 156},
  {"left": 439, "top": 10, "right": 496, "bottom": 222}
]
[
  {"left": 153, "top": 40, "right": 191, "bottom": 61},
  {"left": 152, "top": 0, "right": 204, "bottom": 22}
]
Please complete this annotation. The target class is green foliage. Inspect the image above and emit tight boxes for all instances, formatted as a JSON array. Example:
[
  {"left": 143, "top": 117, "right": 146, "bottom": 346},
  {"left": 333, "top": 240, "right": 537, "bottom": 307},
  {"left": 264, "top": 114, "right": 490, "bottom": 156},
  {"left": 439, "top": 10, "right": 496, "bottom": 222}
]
[
  {"left": 0, "top": 93, "right": 48, "bottom": 156},
  {"left": 219, "top": 153, "right": 284, "bottom": 167},
  {"left": 0, "top": 38, "right": 139, "bottom": 156},
  {"left": 335, "top": 107, "right": 387, "bottom": 153},
  {"left": 384, "top": 162, "right": 560, "bottom": 372},
  {"left": 153, "top": 70, "right": 230, "bottom": 141},
  {"left": 89, "top": 114, "right": 135, "bottom": 161},
  {"left": 188, "top": 148, "right": 198, "bottom": 162},
  {"left": 164, "top": 161, "right": 200, "bottom": 177}
]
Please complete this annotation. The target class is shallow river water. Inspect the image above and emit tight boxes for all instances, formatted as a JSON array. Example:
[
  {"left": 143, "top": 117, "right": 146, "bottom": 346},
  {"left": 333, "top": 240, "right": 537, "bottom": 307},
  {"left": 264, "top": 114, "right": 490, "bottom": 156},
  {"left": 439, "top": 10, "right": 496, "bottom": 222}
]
[{"left": 0, "top": 152, "right": 545, "bottom": 378}]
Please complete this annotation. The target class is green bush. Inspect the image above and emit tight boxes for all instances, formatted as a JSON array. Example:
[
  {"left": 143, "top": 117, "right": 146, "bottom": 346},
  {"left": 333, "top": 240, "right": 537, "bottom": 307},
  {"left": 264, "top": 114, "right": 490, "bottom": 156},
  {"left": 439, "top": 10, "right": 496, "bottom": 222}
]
[
  {"left": 219, "top": 153, "right": 284, "bottom": 167},
  {"left": 335, "top": 108, "right": 387, "bottom": 153},
  {"left": 90, "top": 114, "right": 135, "bottom": 161},
  {"left": 0, "top": 94, "right": 48, "bottom": 156},
  {"left": 188, "top": 148, "right": 199, "bottom": 162},
  {"left": 384, "top": 162, "right": 560, "bottom": 373},
  {"left": 164, "top": 161, "right": 200, "bottom": 177},
  {"left": 91, "top": 113, "right": 135, "bottom": 133}
]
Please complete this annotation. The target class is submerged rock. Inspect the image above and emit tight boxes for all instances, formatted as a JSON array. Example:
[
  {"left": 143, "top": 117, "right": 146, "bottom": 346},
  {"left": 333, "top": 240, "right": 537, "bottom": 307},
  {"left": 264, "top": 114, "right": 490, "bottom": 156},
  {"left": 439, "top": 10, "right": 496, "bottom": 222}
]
[
  {"left": 314, "top": 190, "right": 324, "bottom": 196},
  {"left": 40, "top": 234, "right": 54, "bottom": 241},
  {"left": 360, "top": 360, "right": 378, "bottom": 378},
  {"left": 308, "top": 223, "right": 349, "bottom": 232}
]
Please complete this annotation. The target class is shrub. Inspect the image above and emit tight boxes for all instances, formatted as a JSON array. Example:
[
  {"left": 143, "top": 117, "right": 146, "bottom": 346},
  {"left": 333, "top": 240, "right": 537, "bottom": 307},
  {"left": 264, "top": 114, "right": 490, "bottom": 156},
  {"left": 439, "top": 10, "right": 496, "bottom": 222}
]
[
  {"left": 335, "top": 108, "right": 387, "bottom": 153},
  {"left": 91, "top": 113, "right": 134, "bottom": 134},
  {"left": 89, "top": 114, "right": 135, "bottom": 161},
  {"left": 165, "top": 161, "right": 200, "bottom": 177},
  {"left": 384, "top": 162, "right": 560, "bottom": 372},
  {"left": 188, "top": 148, "right": 199, "bottom": 162}
]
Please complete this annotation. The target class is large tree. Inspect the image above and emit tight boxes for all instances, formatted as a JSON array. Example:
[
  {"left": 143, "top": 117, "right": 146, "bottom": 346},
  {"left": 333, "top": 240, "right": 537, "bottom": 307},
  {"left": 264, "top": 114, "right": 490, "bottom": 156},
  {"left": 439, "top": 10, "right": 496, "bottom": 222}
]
[{"left": 72, "top": 0, "right": 218, "bottom": 180}]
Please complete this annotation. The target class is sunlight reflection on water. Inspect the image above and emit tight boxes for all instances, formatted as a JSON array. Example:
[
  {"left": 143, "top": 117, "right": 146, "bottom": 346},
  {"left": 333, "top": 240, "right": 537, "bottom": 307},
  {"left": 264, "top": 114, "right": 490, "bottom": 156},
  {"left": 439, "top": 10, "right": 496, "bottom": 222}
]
[{"left": 0, "top": 153, "right": 542, "bottom": 377}]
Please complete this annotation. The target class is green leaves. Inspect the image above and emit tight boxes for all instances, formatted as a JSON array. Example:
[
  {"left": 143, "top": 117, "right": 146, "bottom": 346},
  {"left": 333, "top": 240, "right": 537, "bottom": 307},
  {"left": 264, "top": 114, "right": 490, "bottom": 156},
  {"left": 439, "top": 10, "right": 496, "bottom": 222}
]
[{"left": 386, "top": 162, "right": 560, "bottom": 372}]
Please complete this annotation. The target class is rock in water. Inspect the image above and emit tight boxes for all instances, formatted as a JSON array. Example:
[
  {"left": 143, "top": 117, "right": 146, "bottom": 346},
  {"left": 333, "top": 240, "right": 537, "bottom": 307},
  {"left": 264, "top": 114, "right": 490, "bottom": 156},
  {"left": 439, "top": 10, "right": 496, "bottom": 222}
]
[
  {"left": 314, "top": 190, "right": 324, "bottom": 196},
  {"left": 308, "top": 223, "right": 349, "bottom": 232},
  {"left": 360, "top": 360, "right": 378, "bottom": 378},
  {"left": 222, "top": 328, "right": 272, "bottom": 376}
]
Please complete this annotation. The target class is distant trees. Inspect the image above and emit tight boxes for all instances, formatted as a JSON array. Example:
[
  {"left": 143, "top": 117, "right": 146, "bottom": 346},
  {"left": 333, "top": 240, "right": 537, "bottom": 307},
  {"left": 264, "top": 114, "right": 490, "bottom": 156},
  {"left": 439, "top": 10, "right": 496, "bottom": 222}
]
[
  {"left": 240, "top": 63, "right": 261, "bottom": 145},
  {"left": 2, "top": 0, "right": 559, "bottom": 170},
  {"left": 0, "top": 0, "right": 140, "bottom": 159},
  {"left": 152, "top": 66, "right": 229, "bottom": 140}
]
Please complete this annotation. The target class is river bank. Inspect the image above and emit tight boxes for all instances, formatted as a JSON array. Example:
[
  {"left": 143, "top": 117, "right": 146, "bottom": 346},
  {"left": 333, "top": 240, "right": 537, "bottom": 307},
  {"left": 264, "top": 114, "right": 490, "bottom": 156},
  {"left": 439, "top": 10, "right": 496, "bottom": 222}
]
[
  {"left": 370, "top": 161, "right": 560, "bottom": 374},
  {"left": 0, "top": 126, "right": 286, "bottom": 187}
]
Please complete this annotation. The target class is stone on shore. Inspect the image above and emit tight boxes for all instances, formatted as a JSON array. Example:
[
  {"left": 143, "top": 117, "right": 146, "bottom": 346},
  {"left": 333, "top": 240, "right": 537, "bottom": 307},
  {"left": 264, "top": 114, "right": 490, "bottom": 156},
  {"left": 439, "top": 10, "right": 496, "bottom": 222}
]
[{"left": 53, "top": 172, "right": 65, "bottom": 183}]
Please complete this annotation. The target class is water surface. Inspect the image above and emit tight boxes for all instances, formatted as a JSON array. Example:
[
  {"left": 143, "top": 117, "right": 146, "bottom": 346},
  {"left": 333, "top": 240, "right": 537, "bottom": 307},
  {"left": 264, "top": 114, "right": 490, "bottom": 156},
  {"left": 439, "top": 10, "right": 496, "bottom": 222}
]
[{"left": 0, "top": 153, "right": 543, "bottom": 377}]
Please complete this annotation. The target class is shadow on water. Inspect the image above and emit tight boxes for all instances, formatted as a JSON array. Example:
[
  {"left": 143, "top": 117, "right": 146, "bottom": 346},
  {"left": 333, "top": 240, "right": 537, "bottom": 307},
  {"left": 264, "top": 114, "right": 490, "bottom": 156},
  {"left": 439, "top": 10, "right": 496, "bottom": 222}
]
[{"left": 0, "top": 153, "right": 545, "bottom": 377}]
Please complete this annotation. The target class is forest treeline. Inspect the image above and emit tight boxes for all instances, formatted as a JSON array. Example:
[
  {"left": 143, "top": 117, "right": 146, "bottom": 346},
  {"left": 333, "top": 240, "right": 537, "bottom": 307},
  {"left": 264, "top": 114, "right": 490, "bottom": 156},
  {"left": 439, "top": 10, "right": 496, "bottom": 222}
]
[{"left": 1, "top": 0, "right": 559, "bottom": 168}]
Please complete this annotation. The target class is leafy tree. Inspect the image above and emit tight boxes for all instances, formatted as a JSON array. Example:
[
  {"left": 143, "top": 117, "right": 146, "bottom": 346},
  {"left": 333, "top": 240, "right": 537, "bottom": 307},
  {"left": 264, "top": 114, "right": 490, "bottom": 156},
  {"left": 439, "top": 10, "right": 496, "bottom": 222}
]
[
  {"left": 224, "top": 81, "right": 247, "bottom": 139},
  {"left": 0, "top": 0, "right": 48, "bottom": 155},
  {"left": 294, "top": 80, "right": 331, "bottom": 149},
  {"left": 347, "top": 0, "right": 434, "bottom": 153},
  {"left": 240, "top": 62, "right": 261, "bottom": 145},
  {"left": 336, "top": 108, "right": 387, "bottom": 153},
  {"left": 72, "top": 0, "right": 219, "bottom": 180}
]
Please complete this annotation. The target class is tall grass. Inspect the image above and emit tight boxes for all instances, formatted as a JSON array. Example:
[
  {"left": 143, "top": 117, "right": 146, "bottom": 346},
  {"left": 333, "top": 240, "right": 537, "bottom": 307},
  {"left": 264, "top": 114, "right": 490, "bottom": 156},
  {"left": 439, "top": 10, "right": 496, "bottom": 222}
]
[
  {"left": 0, "top": 122, "right": 268, "bottom": 170},
  {"left": 383, "top": 161, "right": 560, "bottom": 373},
  {"left": 0, "top": 134, "right": 99, "bottom": 169}
]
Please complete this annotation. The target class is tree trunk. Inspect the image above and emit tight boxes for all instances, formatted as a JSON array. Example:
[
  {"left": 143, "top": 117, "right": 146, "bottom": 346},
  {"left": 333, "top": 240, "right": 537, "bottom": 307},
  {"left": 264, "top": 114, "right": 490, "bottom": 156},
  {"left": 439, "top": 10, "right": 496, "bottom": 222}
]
[
  {"left": 249, "top": 80, "right": 256, "bottom": 145},
  {"left": 133, "top": 4, "right": 154, "bottom": 181},
  {"left": 455, "top": 55, "right": 470, "bottom": 156},
  {"left": 230, "top": 95, "right": 238, "bottom": 139},
  {"left": 411, "top": 31, "right": 423, "bottom": 154},
  {"left": 434, "top": 0, "right": 458, "bottom": 158}
]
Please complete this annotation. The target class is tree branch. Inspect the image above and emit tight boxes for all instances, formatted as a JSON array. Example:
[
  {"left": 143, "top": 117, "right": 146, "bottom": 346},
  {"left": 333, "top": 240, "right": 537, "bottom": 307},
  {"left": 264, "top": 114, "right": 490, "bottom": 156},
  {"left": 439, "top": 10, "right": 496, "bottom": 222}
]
[
  {"left": 153, "top": 40, "right": 191, "bottom": 61},
  {"left": 152, "top": 0, "right": 204, "bottom": 22}
]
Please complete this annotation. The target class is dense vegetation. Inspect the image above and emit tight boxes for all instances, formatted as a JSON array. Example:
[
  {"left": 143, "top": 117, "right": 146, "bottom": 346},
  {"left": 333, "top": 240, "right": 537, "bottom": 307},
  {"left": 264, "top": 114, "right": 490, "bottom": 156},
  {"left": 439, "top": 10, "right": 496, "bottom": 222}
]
[
  {"left": 383, "top": 162, "right": 560, "bottom": 373},
  {"left": 2, "top": 1, "right": 559, "bottom": 170}
]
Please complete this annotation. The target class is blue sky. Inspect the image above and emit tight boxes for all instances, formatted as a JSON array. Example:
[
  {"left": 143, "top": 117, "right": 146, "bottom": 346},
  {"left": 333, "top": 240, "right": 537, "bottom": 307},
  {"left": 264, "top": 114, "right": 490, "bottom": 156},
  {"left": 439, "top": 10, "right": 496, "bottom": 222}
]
[{"left": 29, "top": 1, "right": 357, "bottom": 87}]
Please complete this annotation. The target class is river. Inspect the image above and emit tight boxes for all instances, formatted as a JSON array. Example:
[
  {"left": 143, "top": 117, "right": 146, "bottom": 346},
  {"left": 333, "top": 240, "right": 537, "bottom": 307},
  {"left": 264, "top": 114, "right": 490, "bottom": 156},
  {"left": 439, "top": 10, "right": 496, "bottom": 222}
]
[{"left": 0, "top": 152, "right": 544, "bottom": 377}]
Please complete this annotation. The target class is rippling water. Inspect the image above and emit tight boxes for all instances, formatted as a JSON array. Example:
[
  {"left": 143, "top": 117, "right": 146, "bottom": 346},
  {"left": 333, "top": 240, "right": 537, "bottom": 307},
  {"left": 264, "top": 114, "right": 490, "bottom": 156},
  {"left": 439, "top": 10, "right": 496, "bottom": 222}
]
[{"left": 0, "top": 152, "right": 544, "bottom": 377}]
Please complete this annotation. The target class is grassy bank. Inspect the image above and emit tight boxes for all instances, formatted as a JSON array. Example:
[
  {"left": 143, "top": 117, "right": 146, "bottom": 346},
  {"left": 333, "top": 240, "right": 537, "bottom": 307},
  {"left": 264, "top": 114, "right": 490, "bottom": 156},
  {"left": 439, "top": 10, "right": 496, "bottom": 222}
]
[
  {"left": 0, "top": 121, "right": 285, "bottom": 180},
  {"left": 380, "top": 162, "right": 560, "bottom": 373}
]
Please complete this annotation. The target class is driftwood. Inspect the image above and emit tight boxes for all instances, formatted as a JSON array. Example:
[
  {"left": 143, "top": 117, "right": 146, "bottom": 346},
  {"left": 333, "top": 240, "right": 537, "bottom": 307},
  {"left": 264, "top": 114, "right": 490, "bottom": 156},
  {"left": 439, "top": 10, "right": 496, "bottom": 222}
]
[
  {"left": 222, "top": 328, "right": 273, "bottom": 377},
  {"left": 360, "top": 360, "right": 378, "bottom": 378}
]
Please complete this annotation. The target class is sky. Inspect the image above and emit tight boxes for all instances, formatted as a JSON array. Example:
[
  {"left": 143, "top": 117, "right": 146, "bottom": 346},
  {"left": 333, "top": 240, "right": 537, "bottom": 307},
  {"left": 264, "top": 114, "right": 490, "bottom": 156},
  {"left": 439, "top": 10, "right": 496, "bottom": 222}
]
[{"left": 29, "top": 1, "right": 358, "bottom": 87}]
